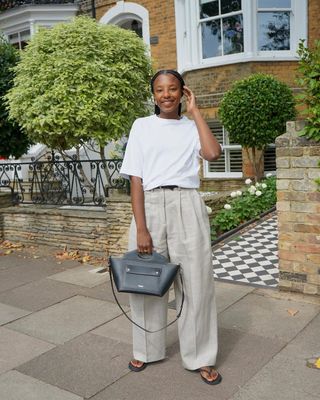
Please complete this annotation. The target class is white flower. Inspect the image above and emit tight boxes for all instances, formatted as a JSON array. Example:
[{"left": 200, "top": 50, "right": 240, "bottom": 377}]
[
  {"left": 255, "top": 182, "right": 261, "bottom": 187},
  {"left": 224, "top": 204, "right": 232, "bottom": 210},
  {"left": 249, "top": 185, "right": 256, "bottom": 192},
  {"left": 261, "top": 183, "right": 267, "bottom": 189},
  {"left": 206, "top": 206, "right": 212, "bottom": 215},
  {"left": 255, "top": 190, "right": 262, "bottom": 196},
  {"left": 245, "top": 178, "right": 252, "bottom": 185},
  {"left": 236, "top": 190, "right": 242, "bottom": 196},
  {"left": 266, "top": 173, "right": 272, "bottom": 178},
  {"left": 230, "top": 191, "right": 237, "bottom": 198}
]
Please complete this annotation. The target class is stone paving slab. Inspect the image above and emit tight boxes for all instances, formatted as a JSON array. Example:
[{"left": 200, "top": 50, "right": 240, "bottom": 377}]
[
  {"left": 0, "top": 302, "right": 31, "bottom": 325},
  {"left": 48, "top": 265, "right": 109, "bottom": 288},
  {"left": 78, "top": 282, "right": 130, "bottom": 306},
  {"left": 218, "top": 293, "right": 319, "bottom": 342},
  {"left": 17, "top": 333, "right": 131, "bottom": 399},
  {"left": 0, "top": 258, "right": 72, "bottom": 293},
  {"left": 0, "top": 371, "right": 83, "bottom": 400},
  {"left": 228, "top": 353, "right": 320, "bottom": 400},
  {"left": 92, "top": 309, "right": 179, "bottom": 347},
  {"left": 278, "top": 312, "right": 320, "bottom": 360},
  {"left": 0, "top": 327, "right": 55, "bottom": 374},
  {"left": 6, "top": 295, "right": 124, "bottom": 344},
  {"left": 215, "top": 281, "right": 255, "bottom": 313},
  {"left": 0, "top": 279, "right": 82, "bottom": 312},
  {"left": 91, "top": 327, "right": 284, "bottom": 400}
]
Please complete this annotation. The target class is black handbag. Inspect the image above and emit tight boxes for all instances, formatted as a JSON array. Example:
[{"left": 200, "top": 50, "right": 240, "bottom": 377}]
[{"left": 108, "top": 250, "right": 184, "bottom": 333}]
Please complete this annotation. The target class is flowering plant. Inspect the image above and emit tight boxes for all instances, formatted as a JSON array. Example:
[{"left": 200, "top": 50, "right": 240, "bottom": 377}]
[{"left": 211, "top": 175, "right": 276, "bottom": 240}]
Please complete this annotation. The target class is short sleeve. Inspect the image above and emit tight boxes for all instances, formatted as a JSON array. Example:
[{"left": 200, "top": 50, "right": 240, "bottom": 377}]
[{"left": 120, "top": 119, "right": 143, "bottom": 180}]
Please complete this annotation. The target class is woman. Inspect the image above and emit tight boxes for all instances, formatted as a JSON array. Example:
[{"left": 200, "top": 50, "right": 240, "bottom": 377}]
[{"left": 120, "top": 70, "right": 222, "bottom": 385}]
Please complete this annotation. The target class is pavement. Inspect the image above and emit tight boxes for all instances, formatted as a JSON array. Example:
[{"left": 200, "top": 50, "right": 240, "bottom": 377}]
[{"left": 0, "top": 243, "right": 319, "bottom": 400}]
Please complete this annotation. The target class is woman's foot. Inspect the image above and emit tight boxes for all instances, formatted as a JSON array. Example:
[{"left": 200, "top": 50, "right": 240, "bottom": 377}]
[
  {"left": 128, "top": 359, "right": 147, "bottom": 372},
  {"left": 198, "top": 367, "right": 222, "bottom": 385}
]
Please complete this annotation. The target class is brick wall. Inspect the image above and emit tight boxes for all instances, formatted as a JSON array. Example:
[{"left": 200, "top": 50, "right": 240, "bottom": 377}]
[
  {"left": 86, "top": 0, "right": 177, "bottom": 71},
  {"left": 276, "top": 121, "right": 320, "bottom": 296},
  {"left": 0, "top": 193, "right": 226, "bottom": 255}
]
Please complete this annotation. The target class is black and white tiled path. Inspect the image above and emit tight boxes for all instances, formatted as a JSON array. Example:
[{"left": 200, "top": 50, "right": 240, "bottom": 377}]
[{"left": 212, "top": 214, "right": 279, "bottom": 288}]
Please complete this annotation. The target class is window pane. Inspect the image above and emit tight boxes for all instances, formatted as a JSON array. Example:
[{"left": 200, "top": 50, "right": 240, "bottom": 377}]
[
  {"left": 223, "top": 14, "right": 244, "bottom": 55},
  {"left": 221, "top": 0, "right": 241, "bottom": 15},
  {"left": 264, "top": 145, "right": 276, "bottom": 172},
  {"left": 199, "top": 0, "right": 219, "bottom": 18},
  {"left": 201, "top": 20, "right": 222, "bottom": 58},
  {"left": 258, "top": 12, "right": 290, "bottom": 51},
  {"left": 208, "top": 152, "right": 226, "bottom": 172},
  {"left": 229, "top": 149, "right": 242, "bottom": 172},
  {"left": 258, "top": 0, "right": 291, "bottom": 8},
  {"left": 119, "top": 19, "right": 143, "bottom": 38}
]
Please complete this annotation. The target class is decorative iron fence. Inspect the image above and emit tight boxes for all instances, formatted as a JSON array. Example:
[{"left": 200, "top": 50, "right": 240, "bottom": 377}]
[
  {"left": 0, "top": 0, "right": 76, "bottom": 12},
  {"left": 0, "top": 153, "right": 128, "bottom": 206}
]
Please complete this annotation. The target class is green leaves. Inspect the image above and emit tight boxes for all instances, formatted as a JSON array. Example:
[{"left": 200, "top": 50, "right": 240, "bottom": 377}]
[
  {"left": 219, "top": 73, "right": 296, "bottom": 149},
  {"left": 211, "top": 176, "right": 276, "bottom": 240},
  {"left": 6, "top": 16, "right": 153, "bottom": 151},
  {"left": 0, "top": 35, "right": 33, "bottom": 158},
  {"left": 297, "top": 40, "right": 320, "bottom": 142}
]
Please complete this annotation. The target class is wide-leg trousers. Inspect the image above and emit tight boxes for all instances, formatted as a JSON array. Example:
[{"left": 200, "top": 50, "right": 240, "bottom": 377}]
[{"left": 128, "top": 188, "right": 218, "bottom": 370}]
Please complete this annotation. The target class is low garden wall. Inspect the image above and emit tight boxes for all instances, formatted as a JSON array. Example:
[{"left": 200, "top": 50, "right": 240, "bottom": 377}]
[
  {"left": 0, "top": 192, "right": 229, "bottom": 256},
  {"left": 276, "top": 120, "right": 320, "bottom": 296}
]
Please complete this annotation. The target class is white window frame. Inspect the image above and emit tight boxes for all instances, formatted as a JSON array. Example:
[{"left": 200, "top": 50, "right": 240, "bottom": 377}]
[
  {"left": 99, "top": 1, "right": 150, "bottom": 48},
  {"left": 174, "top": 0, "right": 308, "bottom": 73},
  {"left": 204, "top": 126, "right": 243, "bottom": 178}
]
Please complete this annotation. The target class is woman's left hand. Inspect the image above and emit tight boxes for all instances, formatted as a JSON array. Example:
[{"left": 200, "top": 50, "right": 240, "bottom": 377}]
[{"left": 183, "top": 85, "right": 198, "bottom": 115}]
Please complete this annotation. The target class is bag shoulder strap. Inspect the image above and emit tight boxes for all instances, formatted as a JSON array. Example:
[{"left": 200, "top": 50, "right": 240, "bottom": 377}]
[{"left": 109, "top": 268, "right": 184, "bottom": 334}]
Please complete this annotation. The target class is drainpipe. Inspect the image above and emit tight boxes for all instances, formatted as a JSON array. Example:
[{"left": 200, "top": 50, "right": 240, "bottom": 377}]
[{"left": 91, "top": 0, "right": 96, "bottom": 19}]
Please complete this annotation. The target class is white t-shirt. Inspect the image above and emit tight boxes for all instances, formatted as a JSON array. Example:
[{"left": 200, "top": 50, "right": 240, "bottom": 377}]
[{"left": 120, "top": 114, "right": 201, "bottom": 191}]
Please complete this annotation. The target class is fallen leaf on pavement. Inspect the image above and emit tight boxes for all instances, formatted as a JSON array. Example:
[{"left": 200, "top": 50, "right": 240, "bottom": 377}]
[
  {"left": 306, "top": 357, "right": 320, "bottom": 370},
  {"left": 287, "top": 308, "right": 299, "bottom": 317}
]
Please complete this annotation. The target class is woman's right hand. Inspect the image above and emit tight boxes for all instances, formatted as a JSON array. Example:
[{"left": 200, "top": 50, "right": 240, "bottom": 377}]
[{"left": 137, "top": 228, "right": 153, "bottom": 254}]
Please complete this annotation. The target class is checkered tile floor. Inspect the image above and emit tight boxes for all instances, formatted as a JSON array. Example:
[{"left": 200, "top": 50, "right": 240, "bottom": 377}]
[{"left": 212, "top": 214, "right": 279, "bottom": 288}]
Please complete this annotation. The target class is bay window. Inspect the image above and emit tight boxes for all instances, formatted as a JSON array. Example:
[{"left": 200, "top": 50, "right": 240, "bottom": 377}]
[{"left": 174, "top": 0, "right": 307, "bottom": 70}]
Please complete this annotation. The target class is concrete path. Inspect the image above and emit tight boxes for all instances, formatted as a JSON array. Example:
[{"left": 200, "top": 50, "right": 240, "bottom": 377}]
[{"left": 0, "top": 244, "right": 319, "bottom": 399}]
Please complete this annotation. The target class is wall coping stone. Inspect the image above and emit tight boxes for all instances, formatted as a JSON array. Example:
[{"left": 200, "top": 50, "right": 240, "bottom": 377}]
[{"left": 276, "top": 120, "right": 320, "bottom": 148}]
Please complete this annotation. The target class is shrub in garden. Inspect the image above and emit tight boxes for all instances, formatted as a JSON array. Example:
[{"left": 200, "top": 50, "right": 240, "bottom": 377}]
[
  {"left": 6, "top": 16, "right": 153, "bottom": 158},
  {"left": 219, "top": 73, "right": 296, "bottom": 181},
  {"left": 296, "top": 40, "right": 320, "bottom": 142},
  {"left": 211, "top": 175, "right": 276, "bottom": 240},
  {"left": 0, "top": 35, "right": 32, "bottom": 158}
]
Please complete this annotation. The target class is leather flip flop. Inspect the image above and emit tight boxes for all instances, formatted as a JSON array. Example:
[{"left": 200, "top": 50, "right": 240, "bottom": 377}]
[
  {"left": 198, "top": 367, "right": 222, "bottom": 385},
  {"left": 128, "top": 360, "right": 147, "bottom": 372}
]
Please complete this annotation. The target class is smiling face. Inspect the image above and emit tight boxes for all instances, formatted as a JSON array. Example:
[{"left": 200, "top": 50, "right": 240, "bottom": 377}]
[{"left": 152, "top": 73, "right": 183, "bottom": 119}]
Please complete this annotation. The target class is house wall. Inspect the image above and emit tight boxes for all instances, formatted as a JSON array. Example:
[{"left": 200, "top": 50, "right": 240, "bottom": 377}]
[{"left": 90, "top": 0, "right": 177, "bottom": 71}]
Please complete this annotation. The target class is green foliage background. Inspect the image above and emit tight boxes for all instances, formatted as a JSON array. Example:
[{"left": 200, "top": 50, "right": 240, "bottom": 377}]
[
  {"left": 0, "top": 36, "right": 32, "bottom": 158},
  {"left": 219, "top": 73, "right": 296, "bottom": 150},
  {"left": 296, "top": 40, "right": 320, "bottom": 142},
  {"left": 6, "top": 17, "right": 153, "bottom": 151}
]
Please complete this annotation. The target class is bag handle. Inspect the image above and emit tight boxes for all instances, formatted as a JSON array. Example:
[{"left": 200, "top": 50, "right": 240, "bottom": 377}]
[{"left": 109, "top": 267, "right": 184, "bottom": 334}]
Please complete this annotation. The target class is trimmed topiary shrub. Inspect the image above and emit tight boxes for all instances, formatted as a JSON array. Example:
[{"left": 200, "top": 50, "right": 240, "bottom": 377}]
[{"left": 219, "top": 73, "right": 296, "bottom": 181}]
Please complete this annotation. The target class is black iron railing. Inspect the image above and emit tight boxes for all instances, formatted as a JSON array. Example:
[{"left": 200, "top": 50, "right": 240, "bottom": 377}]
[
  {"left": 0, "top": 153, "right": 129, "bottom": 206},
  {"left": 0, "top": 0, "right": 76, "bottom": 12}
]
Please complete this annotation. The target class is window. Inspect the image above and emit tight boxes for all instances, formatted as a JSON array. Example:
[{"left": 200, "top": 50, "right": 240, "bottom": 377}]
[
  {"left": 174, "top": 0, "right": 307, "bottom": 71},
  {"left": 119, "top": 19, "right": 143, "bottom": 38},
  {"left": 8, "top": 29, "right": 30, "bottom": 50},
  {"left": 204, "top": 121, "right": 243, "bottom": 178},
  {"left": 199, "top": 0, "right": 244, "bottom": 59},
  {"left": 99, "top": 2, "right": 150, "bottom": 47},
  {"left": 204, "top": 121, "right": 276, "bottom": 178},
  {"left": 257, "top": 0, "right": 291, "bottom": 51}
]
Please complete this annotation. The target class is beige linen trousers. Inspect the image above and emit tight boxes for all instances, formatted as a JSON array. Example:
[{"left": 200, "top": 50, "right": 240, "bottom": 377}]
[{"left": 128, "top": 188, "right": 218, "bottom": 370}]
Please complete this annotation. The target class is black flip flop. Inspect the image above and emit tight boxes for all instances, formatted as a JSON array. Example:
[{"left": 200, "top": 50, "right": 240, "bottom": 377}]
[
  {"left": 198, "top": 367, "right": 222, "bottom": 385},
  {"left": 128, "top": 360, "right": 147, "bottom": 372}
]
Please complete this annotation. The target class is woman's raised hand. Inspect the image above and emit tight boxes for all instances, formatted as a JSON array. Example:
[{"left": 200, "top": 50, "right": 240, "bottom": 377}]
[{"left": 183, "top": 85, "right": 198, "bottom": 115}]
